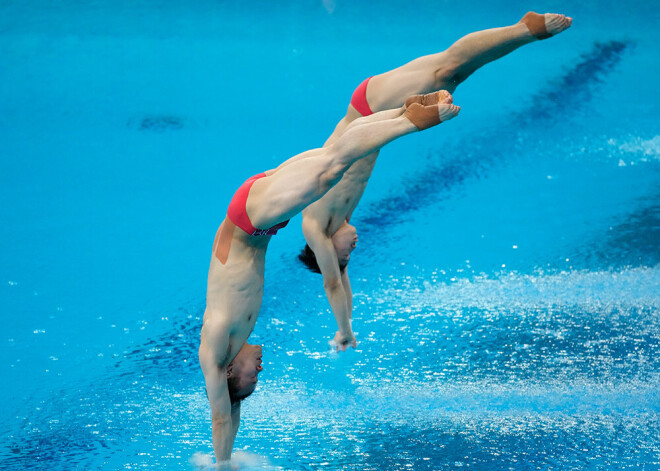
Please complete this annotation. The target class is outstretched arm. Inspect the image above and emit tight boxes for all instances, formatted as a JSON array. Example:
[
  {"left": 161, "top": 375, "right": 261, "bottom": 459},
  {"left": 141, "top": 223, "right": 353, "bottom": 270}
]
[
  {"left": 341, "top": 269, "right": 353, "bottom": 317},
  {"left": 199, "top": 338, "right": 236, "bottom": 465},
  {"left": 303, "top": 219, "right": 356, "bottom": 350},
  {"left": 230, "top": 402, "right": 241, "bottom": 450}
]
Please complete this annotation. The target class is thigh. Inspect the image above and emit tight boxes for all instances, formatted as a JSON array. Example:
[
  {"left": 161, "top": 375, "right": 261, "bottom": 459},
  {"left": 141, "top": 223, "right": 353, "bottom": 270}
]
[
  {"left": 246, "top": 148, "right": 335, "bottom": 230},
  {"left": 367, "top": 51, "right": 454, "bottom": 111}
]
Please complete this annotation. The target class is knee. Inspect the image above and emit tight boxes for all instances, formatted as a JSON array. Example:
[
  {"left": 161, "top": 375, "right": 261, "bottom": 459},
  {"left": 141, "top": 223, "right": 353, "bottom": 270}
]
[
  {"left": 434, "top": 61, "right": 464, "bottom": 91},
  {"left": 319, "top": 148, "right": 348, "bottom": 189},
  {"left": 321, "top": 163, "right": 346, "bottom": 190},
  {"left": 434, "top": 48, "right": 470, "bottom": 90}
]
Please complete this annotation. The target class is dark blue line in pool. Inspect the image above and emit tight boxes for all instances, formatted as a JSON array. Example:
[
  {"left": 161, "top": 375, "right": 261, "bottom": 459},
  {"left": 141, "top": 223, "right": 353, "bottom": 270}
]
[
  {"left": 128, "top": 115, "right": 186, "bottom": 132},
  {"left": 356, "top": 41, "right": 631, "bottom": 236},
  {"left": 573, "top": 193, "right": 660, "bottom": 268}
]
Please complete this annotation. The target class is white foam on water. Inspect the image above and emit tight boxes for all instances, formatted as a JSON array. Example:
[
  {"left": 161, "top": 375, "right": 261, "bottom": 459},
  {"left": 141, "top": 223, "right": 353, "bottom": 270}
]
[
  {"left": 616, "top": 135, "right": 660, "bottom": 156},
  {"left": 356, "top": 376, "right": 660, "bottom": 415},
  {"left": 190, "top": 451, "right": 277, "bottom": 470},
  {"left": 190, "top": 452, "right": 214, "bottom": 470},
  {"left": 232, "top": 378, "right": 660, "bottom": 435},
  {"left": 401, "top": 266, "right": 660, "bottom": 311},
  {"left": 562, "top": 134, "right": 660, "bottom": 166}
]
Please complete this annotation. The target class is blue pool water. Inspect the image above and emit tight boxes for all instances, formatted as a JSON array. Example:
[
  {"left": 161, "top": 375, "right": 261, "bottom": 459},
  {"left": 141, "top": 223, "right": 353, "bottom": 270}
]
[{"left": 1, "top": 1, "right": 659, "bottom": 469}]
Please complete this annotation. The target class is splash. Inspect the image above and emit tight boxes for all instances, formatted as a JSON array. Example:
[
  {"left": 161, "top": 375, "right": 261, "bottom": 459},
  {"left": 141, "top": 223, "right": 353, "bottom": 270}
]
[
  {"left": 400, "top": 266, "right": 660, "bottom": 310},
  {"left": 190, "top": 451, "right": 278, "bottom": 470},
  {"left": 612, "top": 135, "right": 660, "bottom": 164}
]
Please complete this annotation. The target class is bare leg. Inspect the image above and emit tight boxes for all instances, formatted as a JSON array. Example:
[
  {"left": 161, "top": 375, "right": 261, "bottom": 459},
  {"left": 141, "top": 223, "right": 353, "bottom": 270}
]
[
  {"left": 271, "top": 107, "right": 408, "bottom": 172},
  {"left": 247, "top": 101, "right": 460, "bottom": 229},
  {"left": 342, "top": 90, "right": 454, "bottom": 133},
  {"left": 365, "top": 13, "right": 572, "bottom": 111},
  {"left": 343, "top": 106, "right": 406, "bottom": 131},
  {"left": 325, "top": 90, "right": 454, "bottom": 147}
]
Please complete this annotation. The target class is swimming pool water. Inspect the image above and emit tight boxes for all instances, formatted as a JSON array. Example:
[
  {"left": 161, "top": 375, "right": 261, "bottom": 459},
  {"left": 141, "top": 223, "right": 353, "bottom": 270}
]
[{"left": 1, "top": 1, "right": 659, "bottom": 469}]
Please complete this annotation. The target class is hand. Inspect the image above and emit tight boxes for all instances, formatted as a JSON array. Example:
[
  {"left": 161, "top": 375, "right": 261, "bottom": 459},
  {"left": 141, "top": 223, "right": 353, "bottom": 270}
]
[{"left": 332, "top": 330, "right": 357, "bottom": 352}]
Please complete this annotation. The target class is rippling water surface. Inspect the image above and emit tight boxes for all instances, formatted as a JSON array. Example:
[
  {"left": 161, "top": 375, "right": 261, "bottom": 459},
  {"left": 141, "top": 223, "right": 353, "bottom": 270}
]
[{"left": 1, "top": 1, "right": 659, "bottom": 469}]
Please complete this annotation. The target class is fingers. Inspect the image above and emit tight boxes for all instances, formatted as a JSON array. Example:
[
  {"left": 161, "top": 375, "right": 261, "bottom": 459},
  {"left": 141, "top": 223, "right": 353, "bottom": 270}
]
[{"left": 331, "top": 340, "right": 356, "bottom": 352}]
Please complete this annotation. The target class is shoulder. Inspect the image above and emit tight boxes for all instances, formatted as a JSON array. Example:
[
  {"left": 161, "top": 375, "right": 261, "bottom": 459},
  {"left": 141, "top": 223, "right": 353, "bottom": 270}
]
[{"left": 200, "top": 314, "right": 233, "bottom": 366}]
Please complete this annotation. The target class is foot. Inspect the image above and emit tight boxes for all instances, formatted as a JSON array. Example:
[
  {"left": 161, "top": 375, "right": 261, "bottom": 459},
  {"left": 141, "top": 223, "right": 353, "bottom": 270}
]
[
  {"left": 520, "top": 12, "right": 572, "bottom": 40},
  {"left": 404, "top": 102, "right": 460, "bottom": 131},
  {"left": 404, "top": 90, "right": 453, "bottom": 108}
]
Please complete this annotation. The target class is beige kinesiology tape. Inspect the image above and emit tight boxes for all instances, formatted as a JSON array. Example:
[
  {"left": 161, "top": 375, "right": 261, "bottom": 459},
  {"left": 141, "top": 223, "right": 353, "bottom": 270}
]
[
  {"left": 404, "top": 103, "right": 442, "bottom": 131},
  {"left": 520, "top": 12, "right": 552, "bottom": 40}
]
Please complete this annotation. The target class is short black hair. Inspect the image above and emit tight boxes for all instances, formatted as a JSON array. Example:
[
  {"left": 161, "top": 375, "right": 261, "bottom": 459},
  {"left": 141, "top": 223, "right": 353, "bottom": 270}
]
[
  {"left": 298, "top": 244, "right": 322, "bottom": 274},
  {"left": 227, "top": 374, "right": 254, "bottom": 404},
  {"left": 297, "top": 244, "right": 347, "bottom": 274}
]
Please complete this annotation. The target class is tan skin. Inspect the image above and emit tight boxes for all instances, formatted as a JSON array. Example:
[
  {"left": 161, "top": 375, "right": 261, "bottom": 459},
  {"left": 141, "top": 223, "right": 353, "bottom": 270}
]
[
  {"left": 302, "top": 12, "right": 572, "bottom": 351},
  {"left": 199, "top": 95, "right": 460, "bottom": 465}
]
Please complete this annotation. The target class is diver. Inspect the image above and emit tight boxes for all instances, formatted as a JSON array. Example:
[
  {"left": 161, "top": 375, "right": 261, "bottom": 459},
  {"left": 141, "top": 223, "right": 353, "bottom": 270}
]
[
  {"left": 299, "top": 12, "right": 572, "bottom": 350},
  {"left": 199, "top": 92, "right": 460, "bottom": 466}
]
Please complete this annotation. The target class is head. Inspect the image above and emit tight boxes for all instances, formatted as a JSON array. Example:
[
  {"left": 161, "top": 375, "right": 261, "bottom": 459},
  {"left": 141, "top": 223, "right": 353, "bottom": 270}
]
[
  {"left": 331, "top": 223, "right": 358, "bottom": 266},
  {"left": 298, "top": 223, "right": 358, "bottom": 274},
  {"left": 226, "top": 342, "right": 263, "bottom": 403}
]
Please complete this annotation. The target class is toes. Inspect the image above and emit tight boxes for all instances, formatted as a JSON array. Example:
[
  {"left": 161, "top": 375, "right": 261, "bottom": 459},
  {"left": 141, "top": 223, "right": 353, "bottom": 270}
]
[
  {"left": 439, "top": 90, "right": 453, "bottom": 104},
  {"left": 438, "top": 104, "right": 460, "bottom": 121},
  {"left": 544, "top": 12, "right": 571, "bottom": 34}
]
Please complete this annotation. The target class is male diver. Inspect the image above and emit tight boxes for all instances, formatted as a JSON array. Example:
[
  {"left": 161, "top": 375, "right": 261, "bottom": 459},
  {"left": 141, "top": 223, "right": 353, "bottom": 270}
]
[
  {"left": 200, "top": 92, "right": 460, "bottom": 465},
  {"left": 299, "top": 12, "right": 572, "bottom": 350}
]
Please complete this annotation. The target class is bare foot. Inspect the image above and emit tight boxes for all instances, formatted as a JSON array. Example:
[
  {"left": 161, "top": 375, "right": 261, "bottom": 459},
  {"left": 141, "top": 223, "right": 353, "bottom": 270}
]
[
  {"left": 520, "top": 12, "right": 572, "bottom": 40},
  {"left": 404, "top": 102, "right": 460, "bottom": 130},
  {"left": 544, "top": 13, "right": 572, "bottom": 35},
  {"left": 438, "top": 103, "right": 460, "bottom": 122}
]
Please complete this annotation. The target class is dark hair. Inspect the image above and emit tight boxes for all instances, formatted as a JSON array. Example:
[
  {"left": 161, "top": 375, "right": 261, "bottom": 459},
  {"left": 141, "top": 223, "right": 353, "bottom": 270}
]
[
  {"left": 298, "top": 244, "right": 322, "bottom": 274},
  {"left": 227, "top": 374, "right": 255, "bottom": 404},
  {"left": 297, "top": 244, "right": 347, "bottom": 274}
]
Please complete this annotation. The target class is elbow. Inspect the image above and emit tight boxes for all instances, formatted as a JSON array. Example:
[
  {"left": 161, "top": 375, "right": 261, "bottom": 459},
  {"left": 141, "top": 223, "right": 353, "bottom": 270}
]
[
  {"left": 211, "top": 411, "right": 232, "bottom": 427},
  {"left": 323, "top": 276, "right": 342, "bottom": 291}
]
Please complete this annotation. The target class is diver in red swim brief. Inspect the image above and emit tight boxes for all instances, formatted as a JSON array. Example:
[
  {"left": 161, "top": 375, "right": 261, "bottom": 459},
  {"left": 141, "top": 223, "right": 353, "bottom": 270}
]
[
  {"left": 350, "top": 76, "right": 374, "bottom": 117},
  {"left": 227, "top": 173, "right": 289, "bottom": 237},
  {"left": 201, "top": 90, "right": 459, "bottom": 465},
  {"left": 302, "top": 11, "right": 572, "bottom": 352}
]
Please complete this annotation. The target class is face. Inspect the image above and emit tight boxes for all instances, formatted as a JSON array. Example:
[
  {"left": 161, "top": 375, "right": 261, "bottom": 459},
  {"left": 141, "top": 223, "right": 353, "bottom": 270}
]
[
  {"left": 332, "top": 223, "right": 358, "bottom": 266},
  {"left": 228, "top": 342, "right": 263, "bottom": 397}
]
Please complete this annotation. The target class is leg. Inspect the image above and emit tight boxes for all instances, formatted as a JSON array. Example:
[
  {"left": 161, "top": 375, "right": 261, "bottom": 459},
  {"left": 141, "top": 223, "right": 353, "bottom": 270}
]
[
  {"left": 268, "top": 108, "right": 411, "bottom": 172},
  {"left": 247, "top": 101, "right": 460, "bottom": 229},
  {"left": 323, "top": 104, "right": 406, "bottom": 147},
  {"left": 365, "top": 13, "right": 572, "bottom": 111},
  {"left": 326, "top": 90, "right": 454, "bottom": 146}
]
